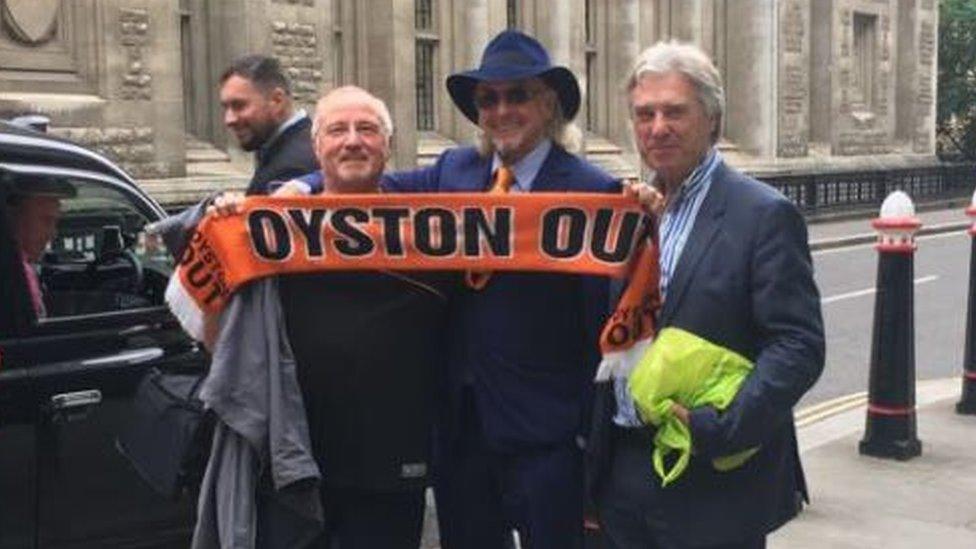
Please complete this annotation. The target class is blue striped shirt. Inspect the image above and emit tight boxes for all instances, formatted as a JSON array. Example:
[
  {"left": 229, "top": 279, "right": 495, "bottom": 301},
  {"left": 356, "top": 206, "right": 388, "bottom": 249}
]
[{"left": 612, "top": 148, "right": 722, "bottom": 427}]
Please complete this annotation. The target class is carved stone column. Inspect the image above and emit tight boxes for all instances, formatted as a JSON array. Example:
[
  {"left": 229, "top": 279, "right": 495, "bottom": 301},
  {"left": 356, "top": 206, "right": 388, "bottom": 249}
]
[
  {"left": 777, "top": 0, "right": 811, "bottom": 158},
  {"left": 359, "top": 0, "right": 416, "bottom": 169},
  {"left": 896, "top": 0, "right": 937, "bottom": 155},
  {"left": 724, "top": 0, "right": 776, "bottom": 157},
  {"left": 607, "top": 0, "right": 641, "bottom": 159}
]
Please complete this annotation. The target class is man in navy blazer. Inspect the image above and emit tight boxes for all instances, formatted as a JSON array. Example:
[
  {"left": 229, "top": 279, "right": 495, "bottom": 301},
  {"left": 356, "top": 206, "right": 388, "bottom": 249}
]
[
  {"left": 385, "top": 30, "right": 617, "bottom": 549},
  {"left": 218, "top": 54, "right": 318, "bottom": 196},
  {"left": 588, "top": 42, "right": 825, "bottom": 548}
]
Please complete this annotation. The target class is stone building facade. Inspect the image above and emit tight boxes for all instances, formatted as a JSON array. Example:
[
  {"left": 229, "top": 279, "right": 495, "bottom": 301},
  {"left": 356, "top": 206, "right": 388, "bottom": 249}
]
[{"left": 0, "top": 0, "right": 939, "bottom": 193}]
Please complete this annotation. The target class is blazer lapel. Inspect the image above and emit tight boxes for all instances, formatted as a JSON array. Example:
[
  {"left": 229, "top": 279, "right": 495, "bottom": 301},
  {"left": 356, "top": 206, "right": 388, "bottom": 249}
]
[
  {"left": 530, "top": 146, "right": 569, "bottom": 192},
  {"left": 659, "top": 161, "right": 731, "bottom": 325}
]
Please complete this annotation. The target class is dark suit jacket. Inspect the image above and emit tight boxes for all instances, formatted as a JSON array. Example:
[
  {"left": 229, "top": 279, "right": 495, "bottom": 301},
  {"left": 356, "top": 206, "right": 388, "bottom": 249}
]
[
  {"left": 588, "top": 161, "right": 825, "bottom": 545},
  {"left": 385, "top": 145, "right": 619, "bottom": 452},
  {"left": 245, "top": 115, "right": 318, "bottom": 196}
]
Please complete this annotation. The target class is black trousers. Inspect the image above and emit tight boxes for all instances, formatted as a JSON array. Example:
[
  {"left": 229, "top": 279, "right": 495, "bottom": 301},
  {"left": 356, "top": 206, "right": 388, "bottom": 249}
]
[
  {"left": 596, "top": 426, "right": 765, "bottom": 549},
  {"left": 309, "top": 486, "right": 425, "bottom": 549},
  {"left": 434, "top": 389, "right": 583, "bottom": 549}
]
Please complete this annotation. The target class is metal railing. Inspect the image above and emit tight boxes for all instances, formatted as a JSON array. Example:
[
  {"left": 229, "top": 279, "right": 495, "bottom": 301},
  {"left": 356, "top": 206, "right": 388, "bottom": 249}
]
[{"left": 759, "top": 163, "right": 976, "bottom": 215}]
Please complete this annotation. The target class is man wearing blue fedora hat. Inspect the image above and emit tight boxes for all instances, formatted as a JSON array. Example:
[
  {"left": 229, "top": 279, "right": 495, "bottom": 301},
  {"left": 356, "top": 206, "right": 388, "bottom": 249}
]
[{"left": 386, "top": 30, "right": 617, "bottom": 549}]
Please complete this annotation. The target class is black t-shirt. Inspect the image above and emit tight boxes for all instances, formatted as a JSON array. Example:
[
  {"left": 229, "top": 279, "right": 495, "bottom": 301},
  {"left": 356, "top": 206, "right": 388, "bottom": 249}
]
[{"left": 279, "top": 270, "right": 453, "bottom": 492}]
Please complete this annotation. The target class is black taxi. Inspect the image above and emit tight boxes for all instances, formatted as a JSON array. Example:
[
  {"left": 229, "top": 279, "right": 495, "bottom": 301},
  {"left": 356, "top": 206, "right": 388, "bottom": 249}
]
[{"left": 0, "top": 121, "right": 202, "bottom": 547}]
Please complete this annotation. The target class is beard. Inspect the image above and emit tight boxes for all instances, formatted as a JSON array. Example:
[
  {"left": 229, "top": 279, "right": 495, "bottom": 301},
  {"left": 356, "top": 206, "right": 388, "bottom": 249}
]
[{"left": 237, "top": 119, "right": 278, "bottom": 151}]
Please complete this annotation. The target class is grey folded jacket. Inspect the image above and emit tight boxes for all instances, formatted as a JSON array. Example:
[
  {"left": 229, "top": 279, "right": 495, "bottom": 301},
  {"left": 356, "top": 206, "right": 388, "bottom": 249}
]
[
  {"left": 154, "top": 203, "right": 323, "bottom": 548},
  {"left": 192, "top": 279, "right": 323, "bottom": 549}
]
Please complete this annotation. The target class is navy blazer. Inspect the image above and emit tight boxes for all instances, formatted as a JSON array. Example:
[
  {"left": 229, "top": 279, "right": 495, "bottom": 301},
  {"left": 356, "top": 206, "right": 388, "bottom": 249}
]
[
  {"left": 590, "top": 161, "right": 825, "bottom": 544},
  {"left": 385, "top": 145, "right": 619, "bottom": 452},
  {"left": 246, "top": 116, "right": 319, "bottom": 196}
]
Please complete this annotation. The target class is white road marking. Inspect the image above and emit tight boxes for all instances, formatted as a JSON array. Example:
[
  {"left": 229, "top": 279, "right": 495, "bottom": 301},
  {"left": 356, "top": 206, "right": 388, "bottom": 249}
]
[{"left": 820, "top": 275, "right": 939, "bottom": 304}]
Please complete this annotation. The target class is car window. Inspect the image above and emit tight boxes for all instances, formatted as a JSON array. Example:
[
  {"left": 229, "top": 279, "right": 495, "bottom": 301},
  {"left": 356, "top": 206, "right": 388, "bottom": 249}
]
[
  {"left": 7, "top": 175, "right": 172, "bottom": 321},
  {"left": 44, "top": 177, "right": 172, "bottom": 319},
  {"left": 53, "top": 180, "right": 171, "bottom": 270}
]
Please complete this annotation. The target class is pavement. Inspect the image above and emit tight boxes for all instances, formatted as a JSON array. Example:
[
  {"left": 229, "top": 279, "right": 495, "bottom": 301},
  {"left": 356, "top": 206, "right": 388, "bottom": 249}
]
[{"left": 771, "top": 378, "right": 976, "bottom": 548}]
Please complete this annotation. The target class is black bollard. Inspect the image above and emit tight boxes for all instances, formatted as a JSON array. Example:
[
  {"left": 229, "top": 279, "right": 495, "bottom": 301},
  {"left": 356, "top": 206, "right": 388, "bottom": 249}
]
[
  {"left": 859, "top": 191, "right": 923, "bottom": 460},
  {"left": 957, "top": 199, "right": 976, "bottom": 415}
]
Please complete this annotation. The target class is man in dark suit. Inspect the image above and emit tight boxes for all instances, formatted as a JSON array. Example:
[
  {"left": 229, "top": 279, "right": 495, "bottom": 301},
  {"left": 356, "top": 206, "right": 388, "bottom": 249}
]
[
  {"left": 385, "top": 30, "right": 617, "bottom": 549},
  {"left": 588, "top": 41, "right": 825, "bottom": 548},
  {"left": 218, "top": 54, "right": 318, "bottom": 195}
]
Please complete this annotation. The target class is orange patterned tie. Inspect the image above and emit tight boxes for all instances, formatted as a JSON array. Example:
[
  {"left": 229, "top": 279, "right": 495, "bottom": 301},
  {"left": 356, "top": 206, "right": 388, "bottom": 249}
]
[
  {"left": 466, "top": 166, "right": 515, "bottom": 289},
  {"left": 489, "top": 165, "right": 514, "bottom": 194}
]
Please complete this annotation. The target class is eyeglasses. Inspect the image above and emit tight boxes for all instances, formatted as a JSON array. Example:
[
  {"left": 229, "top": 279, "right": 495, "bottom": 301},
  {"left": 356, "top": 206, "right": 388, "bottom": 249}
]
[{"left": 473, "top": 86, "right": 536, "bottom": 110}]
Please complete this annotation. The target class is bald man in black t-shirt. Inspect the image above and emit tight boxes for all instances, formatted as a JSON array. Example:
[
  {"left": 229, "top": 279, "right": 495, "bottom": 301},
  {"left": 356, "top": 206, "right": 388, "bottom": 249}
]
[{"left": 214, "top": 85, "right": 452, "bottom": 549}]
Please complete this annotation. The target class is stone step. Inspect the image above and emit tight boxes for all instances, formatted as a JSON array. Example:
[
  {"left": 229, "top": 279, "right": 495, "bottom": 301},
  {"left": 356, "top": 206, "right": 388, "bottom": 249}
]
[
  {"left": 585, "top": 135, "right": 624, "bottom": 154},
  {"left": 417, "top": 132, "right": 459, "bottom": 167},
  {"left": 186, "top": 147, "right": 231, "bottom": 163},
  {"left": 185, "top": 161, "right": 250, "bottom": 178},
  {"left": 184, "top": 134, "right": 232, "bottom": 163},
  {"left": 138, "top": 174, "right": 249, "bottom": 208},
  {"left": 716, "top": 139, "right": 740, "bottom": 153},
  {"left": 185, "top": 134, "right": 217, "bottom": 149},
  {"left": 585, "top": 134, "right": 640, "bottom": 180},
  {"left": 587, "top": 154, "right": 640, "bottom": 180}
]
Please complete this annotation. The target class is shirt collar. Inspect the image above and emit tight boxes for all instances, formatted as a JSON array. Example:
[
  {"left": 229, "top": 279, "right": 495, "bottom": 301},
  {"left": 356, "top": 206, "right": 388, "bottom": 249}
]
[
  {"left": 491, "top": 139, "right": 552, "bottom": 192},
  {"left": 258, "top": 109, "right": 307, "bottom": 161},
  {"left": 658, "top": 147, "right": 720, "bottom": 208}
]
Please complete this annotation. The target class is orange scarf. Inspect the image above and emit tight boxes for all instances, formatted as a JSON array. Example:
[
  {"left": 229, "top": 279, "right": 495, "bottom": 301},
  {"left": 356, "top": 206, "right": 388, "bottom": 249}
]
[
  {"left": 594, "top": 223, "right": 659, "bottom": 381},
  {"left": 165, "top": 192, "right": 658, "bottom": 378}
]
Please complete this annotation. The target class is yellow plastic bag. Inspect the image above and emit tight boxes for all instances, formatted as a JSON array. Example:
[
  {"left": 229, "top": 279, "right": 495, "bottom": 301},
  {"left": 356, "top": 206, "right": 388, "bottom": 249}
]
[{"left": 628, "top": 327, "right": 759, "bottom": 486}]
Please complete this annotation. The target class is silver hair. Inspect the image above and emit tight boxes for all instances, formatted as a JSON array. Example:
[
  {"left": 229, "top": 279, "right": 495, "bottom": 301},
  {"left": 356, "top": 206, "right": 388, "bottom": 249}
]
[
  {"left": 625, "top": 40, "right": 725, "bottom": 142},
  {"left": 476, "top": 79, "right": 582, "bottom": 157},
  {"left": 311, "top": 85, "right": 394, "bottom": 144}
]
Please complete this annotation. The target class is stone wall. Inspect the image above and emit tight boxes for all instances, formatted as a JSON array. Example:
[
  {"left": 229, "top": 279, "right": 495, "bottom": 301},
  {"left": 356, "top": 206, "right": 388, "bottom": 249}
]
[
  {"left": 830, "top": 0, "right": 896, "bottom": 156},
  {"left": 50, "top": 126, "right": 167, "bottom": 178},
  {"left": 270, "top": 21, "right": 322, "bottom": 108},
  {"left": 804, "top": 0, "right": 935, "bottom": 158},
  {"left": 117, "top": 8, "right": 153, "bottom": 101},
  {"left": 0, "top": 0, "right": 941, "bottom": 183},
  {"left": 0, "top": 0, "right": 184, "bottom": 178}
]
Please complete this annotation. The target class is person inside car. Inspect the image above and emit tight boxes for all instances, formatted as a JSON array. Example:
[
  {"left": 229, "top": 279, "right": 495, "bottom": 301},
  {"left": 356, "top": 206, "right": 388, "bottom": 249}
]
[{"left": 5, "top": 179, "right": 75, "bottom": 319}]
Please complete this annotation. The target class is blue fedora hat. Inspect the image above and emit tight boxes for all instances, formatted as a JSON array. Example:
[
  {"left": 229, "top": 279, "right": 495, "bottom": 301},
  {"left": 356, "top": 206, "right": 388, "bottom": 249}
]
[{"left": 447, "top": 30, "right": 581, "bottom": 124}]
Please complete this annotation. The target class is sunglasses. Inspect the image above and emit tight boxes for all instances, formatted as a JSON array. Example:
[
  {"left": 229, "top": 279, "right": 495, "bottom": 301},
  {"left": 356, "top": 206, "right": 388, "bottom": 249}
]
[{"left": 473, "top": 86, "right": 537, "bottom": 110}]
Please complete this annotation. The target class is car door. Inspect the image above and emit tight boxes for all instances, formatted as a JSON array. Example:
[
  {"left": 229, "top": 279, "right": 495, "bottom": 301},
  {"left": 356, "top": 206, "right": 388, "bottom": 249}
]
[
  {"left": 0, "top": 361, "right": 37, "bottom": 548},
  {"left": 0, "top": 166, "right": 204, "bottom": 548}
]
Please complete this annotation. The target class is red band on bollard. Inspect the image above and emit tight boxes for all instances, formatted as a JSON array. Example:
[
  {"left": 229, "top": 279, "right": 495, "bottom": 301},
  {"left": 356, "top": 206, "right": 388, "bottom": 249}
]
[
  {"left": 867, "top": 403, "right": 914, "bottom": 416},
  {"left": 871, "top": 217, "right": 922, "bottom": 231},
  {"left": 875, "top": 242, "right": 917, "bottom": 253},
  {"left": 872, "top": 217, "right": 921, "bottom": 253},
  {"left": 964, "top": 371, "right": 976, "bottom": 381}
]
